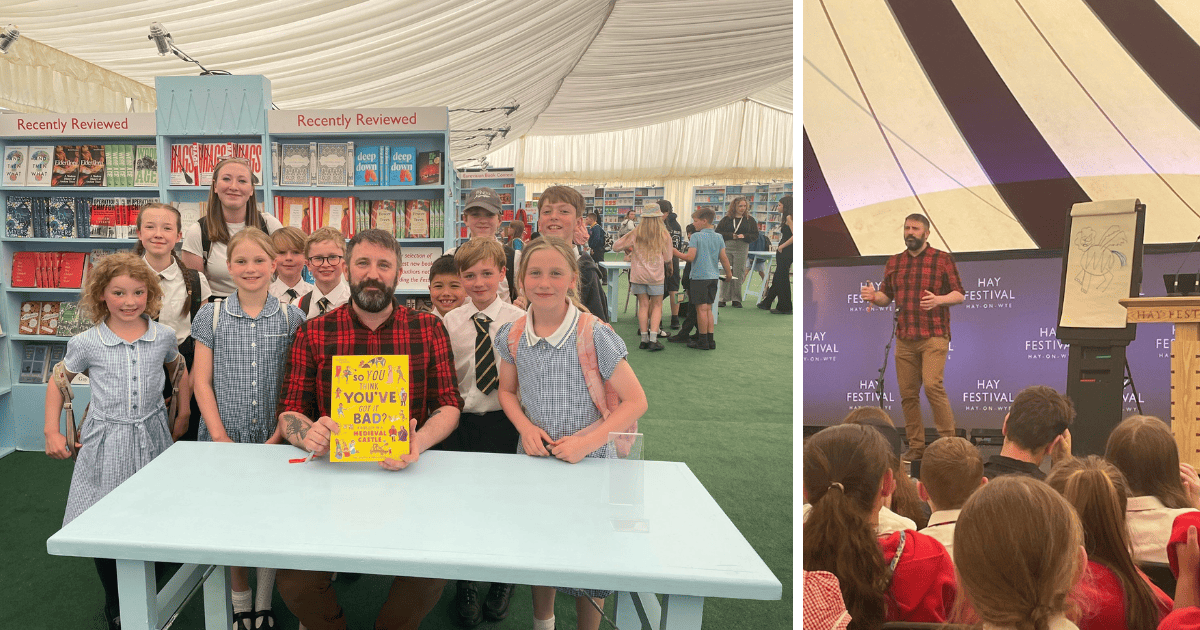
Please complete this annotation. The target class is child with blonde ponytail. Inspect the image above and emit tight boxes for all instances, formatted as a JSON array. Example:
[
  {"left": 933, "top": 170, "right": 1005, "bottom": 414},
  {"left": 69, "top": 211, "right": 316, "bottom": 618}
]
[{"left": 612, "top": 203, "right": 672, "bottom": 350}]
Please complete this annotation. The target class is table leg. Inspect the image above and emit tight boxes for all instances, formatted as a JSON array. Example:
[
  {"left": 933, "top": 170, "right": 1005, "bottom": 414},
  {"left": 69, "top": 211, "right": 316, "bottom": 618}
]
[
  {"left": 116, "top": 559, "right": 159, "bottom": 630},
  {"left": 661, "top": 594, "right": 704, "bottom": 629},
  {"left": 607, "top": 267, "right": 621, "bottom": 322},
  {"left": 203, "top": 565, "right": 233, "bottom": 630},
  {"left": 615, "top": 591, "right": 660, "bottom": 629}
]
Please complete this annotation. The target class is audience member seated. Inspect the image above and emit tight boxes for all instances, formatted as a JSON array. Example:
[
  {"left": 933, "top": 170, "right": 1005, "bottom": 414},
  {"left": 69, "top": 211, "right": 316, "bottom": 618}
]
[
  {"left": 1107, "top": 415, "right": 1200, "bottom": 564},
  {"left": 1046, "top": 456, "right": 1173, "bottom": 630},
  {"left": 917, "top": 437, "right": 985, "bottom": 560},
  {"left": 983, "top": 385, "right": 1074, "bottom": 481},
  {"left": 953, "top": 475, "right": 1086, "bottom": 629},
  {"left": 842, "top": 407, "right": 928, "bottom": 530},
  {"left": 1161, "top": 516, "right": 1200, "bottom": 629},
  {"left": 803, "top": 424, "right": 957, "bottom": 625},
  {"left": 802, "top": 570, "right": 851, "bottom": 630}
]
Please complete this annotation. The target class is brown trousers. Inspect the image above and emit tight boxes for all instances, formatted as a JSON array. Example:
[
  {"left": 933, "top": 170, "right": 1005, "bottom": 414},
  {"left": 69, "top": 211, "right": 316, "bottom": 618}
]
[
  {"left": 895, "top": 336, "right": 955, "bottom": 457},
  {"left": 275, "top": 569, "right": 446, "bottom": 630}
]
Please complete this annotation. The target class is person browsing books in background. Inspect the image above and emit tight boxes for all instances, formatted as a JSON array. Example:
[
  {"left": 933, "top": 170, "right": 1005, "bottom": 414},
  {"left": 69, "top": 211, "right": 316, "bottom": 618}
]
[
  {"left": 135, "top": 202, "right": 212, "bottom": 442},
  {"left": 612, "top": 202, "right": 672, "bottom": 351},
  {"left": 275, "top": 229, "right": 463, "bottom": 630},
  {"left": 440, "top": 239, "right": 526, "bottom": 628},
  {"left": 444, "top": 187, "right": 519, "bottom": 304},
  {"left": 672, "top": 207, "right": 733, "bottom": 350},
  {"left": 43, "top": 252, "right": 190, "bottom": 630},
  {"left": 585, "top": 212, "right": 607, "bottom": 267},
  {"left": 525, "top": 186, "right": 609, "bottom": 321},
  {"left": 618, "top": 209, "right": 637, "bottom": 239},
  {"left": 494, "top": 236, "right": 648, "bottom": 630},
  {"left": 295, "top": 227, "right": 349, "bottom": 319},
  {"left": 504, "top": 220, "right": 525, "bottom": 251},
  {"left": 181, "top": 157, "right": 282, "bottom": 298},
  {"left": 191, "top": 227, "right": 304, "bottom": 630},
  {"left": 715, "top": 195, "right": 758, "bottom": 308},
  {"left": 427, "top": 254, "right": 467, "bottom": 320},
  {"left": 268, "top": 226, "right": 313, "bottom": 306}
]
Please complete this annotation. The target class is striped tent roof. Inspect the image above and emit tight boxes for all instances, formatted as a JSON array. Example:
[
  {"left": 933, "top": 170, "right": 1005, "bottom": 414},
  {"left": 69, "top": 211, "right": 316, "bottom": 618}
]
[{"left": 804, "top": 0, "right": 1200, "bottom": 259}]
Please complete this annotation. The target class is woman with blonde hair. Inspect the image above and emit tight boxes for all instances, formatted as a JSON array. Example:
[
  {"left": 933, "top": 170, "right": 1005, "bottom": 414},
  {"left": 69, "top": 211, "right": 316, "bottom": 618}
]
[
  {"left": 612, "top": 202, "right": 672, "bottom": 351},
  {"left": 954, "top": 475, "right": 1086, "bottom": 630},
  {"left": 1046, "top": 456, "right": 1172, "bottom": 630},
  {"left": 1106, "top": 415, "right": 1200, "bottom": 563},
  {"left": 715, "top": 195, "right": 758, "bottom": 307}
]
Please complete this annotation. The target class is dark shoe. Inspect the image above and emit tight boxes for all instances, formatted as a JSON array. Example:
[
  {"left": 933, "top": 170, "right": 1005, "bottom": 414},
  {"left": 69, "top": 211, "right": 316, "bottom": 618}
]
[
  {"left": 700, "top": 338, "right": 713, "bottom": 350},
  {"left": 757, "top": 301, "right": 770, "bottom": 310},
  {"left": 733, "top": 301, "right": 743, "bottom": 308},
  {"left": 671, "top": 315, "right": 680, "bottom": 329},
  {"left": 771, "top": 309, "right": 792, "bottom": 315},
  {"left": 638, "top": 340, "right": 649, "bottom": 349},
  {"left": 483, "top": 583, "right": 515, "bottom": 621},
  {"left": 709, "top": 338, "right": 717, "bottom": 350},
  {"left": 718, "top": 301, "right": 726, "bottom": 307},
  {"left": 233, "top": 609, "right": 255, "bottom": 630},
  {"left": 648, "top": 341, "right": 665, "bottom": 351},
  {"left": 252, "top": 609, "right": 277, "bottom": 629},
  {"left": 668, "top": 332, "right": 690, "bottom": 343},
  {"left": 687, "top": 338, "right": 703, "bottom": 349},
  {"left": 453, "top": 581, "right": 483, "bottom": 627}
]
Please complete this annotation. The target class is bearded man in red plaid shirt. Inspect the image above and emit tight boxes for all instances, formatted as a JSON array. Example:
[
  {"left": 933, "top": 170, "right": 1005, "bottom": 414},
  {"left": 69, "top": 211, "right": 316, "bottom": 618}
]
[
  {"left": 861, "top": 214, "right": 964, "bottom": 463},
  {"left": 274, "top": 228, "right": 463, "bottom": 630}
]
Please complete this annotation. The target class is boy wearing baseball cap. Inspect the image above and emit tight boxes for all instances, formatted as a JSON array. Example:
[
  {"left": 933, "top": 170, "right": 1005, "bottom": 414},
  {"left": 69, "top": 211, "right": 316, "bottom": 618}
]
[{"left": 448, "top": 187, "right": 518, "bottom": 304}]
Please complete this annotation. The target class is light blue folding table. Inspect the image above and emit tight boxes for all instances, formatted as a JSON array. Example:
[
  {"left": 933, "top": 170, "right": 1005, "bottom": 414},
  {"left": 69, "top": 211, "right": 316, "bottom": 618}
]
[
  {"left": 47, "top": 442, "right": 781, "bottom": 630},
  {"left": 604, "top": 261, "right": 631, "bottom": 323}
]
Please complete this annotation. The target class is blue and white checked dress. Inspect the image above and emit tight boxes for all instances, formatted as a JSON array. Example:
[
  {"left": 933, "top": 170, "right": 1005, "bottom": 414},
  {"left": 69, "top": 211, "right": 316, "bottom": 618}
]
[
  {"left": 494, "top": 304, "right": 629, "bottom": 599},
  {"left": 62, "top": 318, "right": 180, "bottom": 526},
  {"left": 192, "top": 293, "right": 304, "bottom": 444}
]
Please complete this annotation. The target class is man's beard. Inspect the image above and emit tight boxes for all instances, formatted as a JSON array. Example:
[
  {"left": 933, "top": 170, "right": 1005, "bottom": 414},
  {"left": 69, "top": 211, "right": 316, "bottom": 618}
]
[
  {"left": 351, "top": 278, "right": 395, "bottom": 313},
  {"left": 905, "top": 235, "right": 925, "bottom": 251}
]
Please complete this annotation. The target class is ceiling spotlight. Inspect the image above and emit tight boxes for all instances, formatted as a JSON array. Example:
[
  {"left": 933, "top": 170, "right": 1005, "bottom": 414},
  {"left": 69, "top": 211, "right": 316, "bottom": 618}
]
[
  {"left": 148, "top": 22, "right": 171, "bottom": 56},
  {"left": 0, "top": 25, "right": 19, "bottom": 54}
]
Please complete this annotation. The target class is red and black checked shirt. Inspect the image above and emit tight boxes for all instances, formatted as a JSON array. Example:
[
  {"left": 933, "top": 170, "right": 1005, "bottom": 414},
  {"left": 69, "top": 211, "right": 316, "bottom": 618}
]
[
  {"left": 277, "top": 303, "right": 463, "bottom": 428},
  {"left": 878, "top": 246, "right": 964, "bottom": 341}
]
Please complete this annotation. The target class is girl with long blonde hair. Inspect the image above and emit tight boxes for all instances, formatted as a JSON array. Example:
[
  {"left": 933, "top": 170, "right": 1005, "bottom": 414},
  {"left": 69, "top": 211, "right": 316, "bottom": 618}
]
[{"left": 612, "top": 203, "right": 673, "bottom": 350}]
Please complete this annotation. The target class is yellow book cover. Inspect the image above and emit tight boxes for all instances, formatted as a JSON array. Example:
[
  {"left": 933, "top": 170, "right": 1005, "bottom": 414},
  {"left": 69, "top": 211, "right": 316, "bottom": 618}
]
[{"left": 330, "top": 355, "right": 411, "bottom": 462}]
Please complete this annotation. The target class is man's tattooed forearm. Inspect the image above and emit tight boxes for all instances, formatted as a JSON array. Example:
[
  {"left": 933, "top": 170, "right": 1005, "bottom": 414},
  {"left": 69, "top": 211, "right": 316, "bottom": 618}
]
[{"left": 282, "top": 413, "right": 310, "bottom": 442}]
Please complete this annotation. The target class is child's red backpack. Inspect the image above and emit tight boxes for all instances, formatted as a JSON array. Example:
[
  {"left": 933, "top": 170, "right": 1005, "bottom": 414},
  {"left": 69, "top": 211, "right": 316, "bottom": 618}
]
[{"left": 506, "top": 311, "right": 638, "bottom": 455}]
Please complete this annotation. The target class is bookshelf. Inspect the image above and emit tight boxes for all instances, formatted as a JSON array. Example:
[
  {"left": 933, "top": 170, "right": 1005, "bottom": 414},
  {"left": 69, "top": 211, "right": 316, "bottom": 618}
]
[
  {"left": 691, "top": 182, "right": 793, "bottom": 246},
  {"left": 571, "top": 185, "right": 666, "bottom": 240},
  {"left": 0, "top": 75, "right": 458, "bottom": 455},
  {"left": 455, "top": 168, "right": 525, "bottom": 246}
]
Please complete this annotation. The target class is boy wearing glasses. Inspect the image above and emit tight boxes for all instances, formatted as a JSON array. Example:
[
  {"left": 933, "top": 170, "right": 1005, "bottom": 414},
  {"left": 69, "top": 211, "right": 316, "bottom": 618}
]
[{"left": 297, "top": 227, "right": 350, "bottom": 319}]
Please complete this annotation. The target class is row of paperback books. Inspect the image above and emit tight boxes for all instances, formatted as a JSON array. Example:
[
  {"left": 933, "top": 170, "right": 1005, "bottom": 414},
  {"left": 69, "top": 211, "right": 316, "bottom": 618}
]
[
  {"left": 19, "top": 343, "right": 65, "bottom": 384},
  {"left": 18, "top": 300, "right": 90, "bottom": 337},
  {"left": 9, "top": 249, "right": 117, "bottom": 289},
  {"left": 5, "top": 196, "right": 159, "bottom": 239},
  {"left": 274, "top": 197, "right": 446, "bottom": 239},
  {"left": 171, "top": 142, "right": 264, "bottom": 186},
  {"left": 3, "top": 145, "right": 157, "bottom": 187},
  {"left": 272, "top": 143, "right": 444, "bottom": 188}
]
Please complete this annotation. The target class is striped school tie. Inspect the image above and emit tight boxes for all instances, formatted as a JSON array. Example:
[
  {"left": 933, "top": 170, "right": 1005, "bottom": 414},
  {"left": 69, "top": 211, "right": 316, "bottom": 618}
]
[
  {"left": 317, "top": 297, "right": 331, "bottom": 316},
  {"left": 474, "top": 314, "right": 498, "bottom": 394}
]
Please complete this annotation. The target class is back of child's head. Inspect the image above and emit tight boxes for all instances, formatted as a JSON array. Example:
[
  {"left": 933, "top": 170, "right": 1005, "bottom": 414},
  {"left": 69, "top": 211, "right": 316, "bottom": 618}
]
[
  {"left": 658, "top": 200, "right": 674, "bottom": 215},
  {"left": 779, "top": 195, "right": 793, "bottom": 217},
  {"left": 305, "top": 226, "right": 346, "bottom": 256},
  {"left": 633, "top": 214, "right": 666, "bottom": 258},
  {"left": 429, "top": 254, "right": 458, "bottom": 283},
  {"left": 518, "top": 236, "right": 587, "bottom": 313},
  {"left": 227, "top": 226, "right": 277, "bottom": 263},
  {"left": 921, "top": 437, "right": 984, "bottom": 511},
  {"left": 82, "top": 252, "right": 163, "bottom": 323},
  {"left": 454, "top": 237, "right": 505, "bottom": 273},
  {"left": 954, "top": 475, "right": 1083, "bottom": 630},
  {"left": 802, "top": 423, "right": 892, "bottom": 628},
  {"left": 1106, "top": 415, "right": 1191, "bottom": 508},
  {"left": 537, "top": 185, "right": 584, "bottom": 217},
  {"left": 694, "top": 207, "right": 716, "bottom": 224},
  {"left": 1006, "top": 385, "right": 1075, "bottom": 452},
  {"left": 1046, "top": 455, "right": 1161, "bottom": 630},
  {"left": 839, "top": 407, "right": 921, "bottom": 525},
  {"left": 271, "top": 226, "right": 307, "bottom": 255}
]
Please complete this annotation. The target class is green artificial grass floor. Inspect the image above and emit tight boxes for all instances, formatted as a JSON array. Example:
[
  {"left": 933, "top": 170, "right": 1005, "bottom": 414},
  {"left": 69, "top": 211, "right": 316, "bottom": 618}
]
[{"left": 0, "top": 270, "right": 794, "bottom": 630}]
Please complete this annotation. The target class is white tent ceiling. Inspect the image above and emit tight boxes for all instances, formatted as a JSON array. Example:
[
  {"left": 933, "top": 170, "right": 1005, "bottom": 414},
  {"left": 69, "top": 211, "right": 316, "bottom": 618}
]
[{"left": 1, "top": 0, "right": 794, "bottom": 168}]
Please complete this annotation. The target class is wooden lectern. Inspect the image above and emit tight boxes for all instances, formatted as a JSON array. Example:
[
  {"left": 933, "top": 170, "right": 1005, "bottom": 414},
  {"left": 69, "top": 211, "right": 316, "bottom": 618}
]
[{"left": 1121, "top": 296, "right": 1200, "bottom": 466}]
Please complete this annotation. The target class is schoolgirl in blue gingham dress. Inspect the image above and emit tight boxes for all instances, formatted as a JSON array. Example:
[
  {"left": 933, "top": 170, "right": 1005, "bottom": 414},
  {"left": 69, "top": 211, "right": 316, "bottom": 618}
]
[
  {"left": 191, "top": 293, "right": 303, "bottom": 444},
  {"left": 495, "top": 303, "right": 627, "bottom": 599},
  {"left": 62, "top": 317, "right": 180, "bottom": 525}
]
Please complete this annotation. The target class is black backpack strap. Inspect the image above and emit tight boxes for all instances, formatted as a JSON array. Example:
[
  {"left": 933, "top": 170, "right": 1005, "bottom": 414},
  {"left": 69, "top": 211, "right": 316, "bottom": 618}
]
[
  {"left": 298, "top": 291, "right": 312, "bottom": 316},
  {"left": 183, "top": 265, "right": 203, "bottom": 320},
  {"left": 504, "top": 244, "right": 517, "bottom": 302},
  {"left": 199, "top": 218, "right": 211, "bottom": 268}
]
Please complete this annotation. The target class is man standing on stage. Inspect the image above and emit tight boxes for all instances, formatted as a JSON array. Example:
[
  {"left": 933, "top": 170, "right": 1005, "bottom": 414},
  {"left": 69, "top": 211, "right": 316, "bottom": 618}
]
[{"left": 860, "top": 214, "right": 965, "bottom": 462}]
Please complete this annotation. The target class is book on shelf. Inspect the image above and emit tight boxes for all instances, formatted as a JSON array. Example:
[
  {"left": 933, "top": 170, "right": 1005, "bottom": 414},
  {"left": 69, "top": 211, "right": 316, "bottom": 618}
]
[
  {"left": 317, "top": 142, "right": 354, "bottom": 187},
  {"left": 355, "top": 145, "right": 382, "bottom": 186},
  {"left": 404, "top": 199, "right": 430, "bottom": 238},
  {"left": 19, "top": 343, "right": 51, "bottom": 384},
  {"left": 48, "top": 197, "right": 77, "bottom": 238},
  {"left": 388, "top": 147, "right": 416, "bottom": 186},
  {"left": 313, "top": 196, "right": 354, "bottom": 235},
  {"left": 57, "top": 301, "right": 89, "bottom": 337},
  {"left": 309, "top": 141, "right": 318, "bottom": 186},
  {"left": 38, "top": 301, "right": 60, "bottom": 335},
  {"left": 371, "top": 200, "right": 398, "bottom": 237},
  {"left": 51, "top": 146, "right": 80, "bottom": 187},
  {"left": 277, "top": 196, "right": 312, "bottom": 233},
  {"left": 134, "top": 145, "right": 158, "bottom": 187},
  {"left": 78, "top": 145, "right": 106, "bottom": 187},
  {"left": 26, "top": 146, "right": 53, "bottom": 187},
  {"left": 329, "top": 355, "right": 411, "bottom": 462},
  {"left": 171, "top": 143, "right": 199, "bottom": 186},
  {"left": 18, "top": 301, "right": 40, "bottom": 335},
  {"left": 6, "top": 196, "right": 32, "bottom": 237},
  {"left": 417, "top": 151, "right": 442, "bottom": 186},
  {"left": 233, "top": 142, "right": 263, "bottom": 185},
  {"left": 59, "top": 252, "right": 88, "bottom": 289},
  {"left": 498, "top": 192, "right": 512, "bottom": 205},
  {"left": 4, "top": 145, "right": 28, "bottom": 186},
  {"left": 280, "top": 144, "right": 312, "bottom": 186},
  {"left": 49, "top": 344, "right": 66, "bottom": 369},
  {"left": 90, "top": 198, "right": 117, "bottom": 238},
  {"left": 271, "top": 142, "right": 280, "bottom": 187},
  {"left": 197, "top": 142, "right": 233, "bottom": 187}
]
